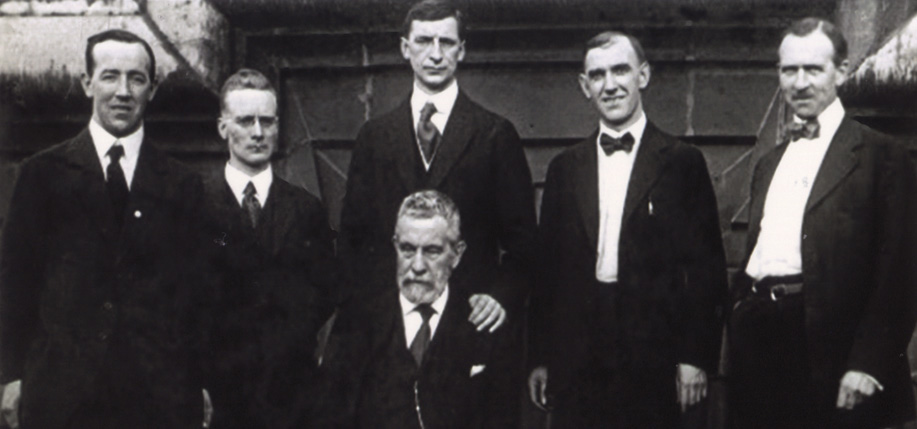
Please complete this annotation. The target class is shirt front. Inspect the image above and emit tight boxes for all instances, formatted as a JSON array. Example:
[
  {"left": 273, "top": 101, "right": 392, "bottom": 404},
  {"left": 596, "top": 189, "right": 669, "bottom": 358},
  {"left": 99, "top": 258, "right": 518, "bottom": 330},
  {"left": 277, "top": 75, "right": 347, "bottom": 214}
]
[
  {"left": 410, "top": 80, "right": 459, "bottom": 170},
  {"left": 745, "top": 98, "right": 845, "bottom": 280},
  {"left": 399, "top": 286, "right": 449, "bottom": 347},
  {"left": 595, "top": 112, "right": 647, "bottom": 283},
  {"left": 224, "top": 162, "right": 273, "bottom": 207},
  {"left": 89, "top": 119, "right": 143, "bottom": 189}
]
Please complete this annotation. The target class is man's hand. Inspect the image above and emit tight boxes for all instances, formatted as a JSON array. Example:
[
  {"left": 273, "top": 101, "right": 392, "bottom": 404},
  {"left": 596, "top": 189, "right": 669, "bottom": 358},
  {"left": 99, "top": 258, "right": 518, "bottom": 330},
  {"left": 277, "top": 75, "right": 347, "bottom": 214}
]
[
  {"left": 202, "top": 389, "right": 213, "bottom": 428},
  {"left": 527, "top": 366, "right": 549, "bottom": 411},
  {"left": 468, "top": 294, "right": 506, "bottom": 333},
  {"left": 676, "top": 364, "right": 707, "bottom": 412},
  {"left": 1, "top": 380, "right": 21, "bottom": 429},
  {"left": 836, "top": 371, "right": 879, "bottom": 410}
]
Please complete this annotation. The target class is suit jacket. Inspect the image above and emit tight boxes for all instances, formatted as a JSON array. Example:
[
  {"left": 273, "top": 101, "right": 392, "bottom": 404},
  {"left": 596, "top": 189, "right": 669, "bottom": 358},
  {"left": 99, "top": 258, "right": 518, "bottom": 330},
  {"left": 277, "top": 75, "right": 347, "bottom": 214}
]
[
  {"left": 339, "top": 90, "right": 537, "bottom": 309},
  {"left": 0, "top": 129, "right": 209, "bottom": 429},
  {"left": 315, "top": 283, "right": 516, "bottom": 429},
  {"left": 201, "top": 171, "right": 337, "bottom": 428},
  {"left": 736, "top": 117, "right": 917, "bottom": 424},
  {"left": 536, "top": 122, "right": 727, "bottom": 399}
]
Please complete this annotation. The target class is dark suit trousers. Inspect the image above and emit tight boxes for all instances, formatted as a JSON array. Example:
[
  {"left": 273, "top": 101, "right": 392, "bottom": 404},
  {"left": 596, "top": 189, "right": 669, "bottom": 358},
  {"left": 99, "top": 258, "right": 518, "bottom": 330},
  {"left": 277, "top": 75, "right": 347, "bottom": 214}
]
[{"left": 552, "top": 281, "right": 681, "bottom": 429}]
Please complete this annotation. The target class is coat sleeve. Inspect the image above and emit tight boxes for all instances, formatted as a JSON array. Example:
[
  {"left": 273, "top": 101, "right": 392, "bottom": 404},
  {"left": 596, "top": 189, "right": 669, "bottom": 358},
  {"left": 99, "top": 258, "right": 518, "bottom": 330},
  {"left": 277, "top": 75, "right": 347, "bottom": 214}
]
[
  {"left": 674, "top": 146, "right": 729, "bottom": 374},
  {"left": 846, "top": 140, "right": 917, "bottom": 384},
  {"left": 488, "top": 118, "right": 538, "bottom": 309},
  {"left": 0, "top": 158, "right": 49, "bottom": 384}
]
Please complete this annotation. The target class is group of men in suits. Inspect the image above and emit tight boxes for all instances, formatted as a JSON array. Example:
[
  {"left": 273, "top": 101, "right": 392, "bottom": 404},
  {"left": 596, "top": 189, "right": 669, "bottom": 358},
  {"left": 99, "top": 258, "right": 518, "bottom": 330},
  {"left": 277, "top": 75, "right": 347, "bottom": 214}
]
[{"left": 0, "top": 0, "right": 915, "bottom": 428}]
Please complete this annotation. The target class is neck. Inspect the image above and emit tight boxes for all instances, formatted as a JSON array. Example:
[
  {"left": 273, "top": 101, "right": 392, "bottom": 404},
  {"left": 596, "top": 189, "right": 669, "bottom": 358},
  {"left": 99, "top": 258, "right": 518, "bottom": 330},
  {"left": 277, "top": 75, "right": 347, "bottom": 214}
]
[
  {"left": 601, "top": 107, "right": 643, "bottom": 133},
  {"left": 229, "top": 158, "right": 269, "bottom": 177}
]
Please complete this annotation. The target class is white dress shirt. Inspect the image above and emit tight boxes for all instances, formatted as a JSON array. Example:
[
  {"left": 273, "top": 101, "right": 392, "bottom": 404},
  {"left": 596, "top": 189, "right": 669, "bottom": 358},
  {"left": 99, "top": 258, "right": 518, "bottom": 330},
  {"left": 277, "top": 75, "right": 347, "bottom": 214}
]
[
  {"left": 595, "top": 113, "right": 647, "bottom": 282},
  {"left": 399, "top": 286, "right": 449, "bottom": 347},
  {"left": 745, "top": 98, "right": 845, "bottom": 280},
  {"left": 89, "top": 119, "right": 143, "bottom": 189},
  {"left": 410, "top": 80, "right": 459, "bottom": 170},
  {"left": 224, "top": 162, "right": 273, "bottom": 207}
]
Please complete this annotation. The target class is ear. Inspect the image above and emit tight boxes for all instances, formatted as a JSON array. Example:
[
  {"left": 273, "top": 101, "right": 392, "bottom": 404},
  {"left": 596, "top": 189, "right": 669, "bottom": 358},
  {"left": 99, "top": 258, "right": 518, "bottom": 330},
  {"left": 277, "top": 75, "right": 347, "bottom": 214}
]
[
  {"left": 577, "top": 73, "right": 591, "bottom": 99},
  {"left": 401, "top": 37, "right": 411, "bottom": 61},
  {"left": 80, "top": 72, "right": 93, "bottom": 98},
  {"left": 217, "top": 117, "right": 229, "bottom": 140},
  {"left": 637, "top": 62, "right": 651, "bottom": 90},
  {"left": 452, "top": 240, "right": 467, "bottom": 268},
  {"left": 456, "top": 40, "right": 466, "bottom": 62},
  {"left": 147, "top": 79, "right": 159, "bottom": 102},
  {"left": 834, "top": 59, "right": 849, "bottom": 87}
]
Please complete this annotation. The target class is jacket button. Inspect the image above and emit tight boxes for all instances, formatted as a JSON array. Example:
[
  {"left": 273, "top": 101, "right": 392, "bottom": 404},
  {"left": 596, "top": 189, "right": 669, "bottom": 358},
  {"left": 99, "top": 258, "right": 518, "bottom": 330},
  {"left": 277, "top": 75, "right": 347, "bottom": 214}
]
[
  {"left": 802, "top": 234, "right": 807, "bottom": 240},
  {"left": 103, "top": 302, "right": 113, "bottom": 310},
  {"left": 98, "top": 332, "right": 109, "bottom": 341}
]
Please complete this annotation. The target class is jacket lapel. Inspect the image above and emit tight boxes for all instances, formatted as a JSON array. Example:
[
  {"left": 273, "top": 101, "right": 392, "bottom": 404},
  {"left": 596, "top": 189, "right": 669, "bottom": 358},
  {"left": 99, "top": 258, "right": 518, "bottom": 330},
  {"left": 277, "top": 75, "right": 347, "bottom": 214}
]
[
  {"left": 747, "top": 143, "right": 789, "bottom": 252},
  {"left": 621, "top": 123, "right": 668, "bottom": 226},
  {"left": 62, "top": 129, "right": 118, "bottom": 243},
  {"left": 121, "top": 139, "right": 170, "bottom": 256},
  {"left": 425, "top": 91, "right": 476, "bottom": 188},
  {"left": 263, "top": 178, "right": 295, "bottom": 254},
  {"left": 389, "top": 98, "right": 420, "bottom": 192},
  {"left": 805, "top": 117, "right": 861, "bottom": 213},
  {"left": 574, "top": 131, "right": 600, "bottom": 250}
]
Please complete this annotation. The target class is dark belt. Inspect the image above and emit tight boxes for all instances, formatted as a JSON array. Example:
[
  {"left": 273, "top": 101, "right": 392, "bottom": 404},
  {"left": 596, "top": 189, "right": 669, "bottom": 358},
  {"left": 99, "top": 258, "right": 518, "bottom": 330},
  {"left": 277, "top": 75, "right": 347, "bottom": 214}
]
[{"left": 751, "top": 274, "right": 804, "bottom": 301}]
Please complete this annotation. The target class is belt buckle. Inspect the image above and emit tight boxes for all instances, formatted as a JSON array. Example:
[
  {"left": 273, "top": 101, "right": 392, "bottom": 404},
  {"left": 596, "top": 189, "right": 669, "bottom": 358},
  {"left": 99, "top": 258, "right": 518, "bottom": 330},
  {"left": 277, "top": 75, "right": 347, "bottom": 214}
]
[{"left": 770, "top": 284, "right": 787, "bottom": 301}]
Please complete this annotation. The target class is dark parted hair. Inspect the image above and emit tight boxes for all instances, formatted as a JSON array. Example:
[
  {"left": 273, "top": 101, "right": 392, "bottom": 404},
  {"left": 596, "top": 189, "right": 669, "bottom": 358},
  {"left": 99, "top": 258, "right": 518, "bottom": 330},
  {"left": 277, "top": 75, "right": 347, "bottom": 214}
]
[
  {"left": 783, "top": 17, "right": 848, "bottom": 66},
  {"left": 402, "top": 0, "right": 466, "bottom": 41},
  {"left": 85, "top": 29, "right": 156, "bottom": 81},
  {"left": 583, "top": 31, "right": 647, "bottom": 69},
  {"left": 219, "top": 68, "right": 277, "bottom": 114}
]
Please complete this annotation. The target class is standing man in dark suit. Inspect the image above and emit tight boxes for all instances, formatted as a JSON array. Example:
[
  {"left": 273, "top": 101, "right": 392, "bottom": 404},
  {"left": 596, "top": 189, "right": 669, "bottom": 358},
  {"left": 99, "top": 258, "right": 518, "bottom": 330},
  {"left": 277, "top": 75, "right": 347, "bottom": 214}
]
[
  {"left": 317, "top": 190, "right": 515, "bottom": 429},
  {"left": 0, "top": 29, "right": 210, "bottom": 429},
  {"left": 202, "top": 69, "right": 336, "bottom": 428},
  {"left": 528, "top": 31, "right": 728, "bottom": 428},
  {"left": 728, "top": 17, "right": 917, "bottom": 428},
  {"left": 339, "top": 0, "right": 537, "bottom": 334}
]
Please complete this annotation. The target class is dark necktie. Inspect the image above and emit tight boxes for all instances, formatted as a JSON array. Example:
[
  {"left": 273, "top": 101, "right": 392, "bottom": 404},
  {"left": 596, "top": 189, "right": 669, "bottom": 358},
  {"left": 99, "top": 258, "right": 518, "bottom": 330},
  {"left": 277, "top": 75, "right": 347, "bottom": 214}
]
[
  {"left": 787, "top": 118, "right": 820, "bottom": 142},
  {"left": 106, "top": 144, "right": 129, "bottom": 219},
  {"left": 409, "top": 303, "right": 437, "bottom": 367},
  {"left": 242, "top": 182, "right": 262, "bottom": 229},
  {"left": 417, "top": 102, "right": 440, "bottom": 163},
  {"left": 600, "top": 132, "right": 635, "bottom": 155}
]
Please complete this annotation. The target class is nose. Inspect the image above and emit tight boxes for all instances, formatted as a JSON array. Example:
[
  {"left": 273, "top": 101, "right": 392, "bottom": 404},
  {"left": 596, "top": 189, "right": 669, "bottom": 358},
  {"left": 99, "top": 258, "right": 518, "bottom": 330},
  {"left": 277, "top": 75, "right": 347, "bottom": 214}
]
[
  {"left": 601, "top": 70, "right": 617, "bottom": 94},
  {"left": 251, "top": 120, "right": 264, "bottom": 140},
  {"left": 429, "top": 39, "right": 443, "bottom": 62},
  {"left": 410, "top": 252, "right": 427, "bottom": 274},
  {"left": 793, "top": 71, "right": 810, "bottom": 91},
  {"left": 115, "top": 75, "right": 131, "bottom": 98}
]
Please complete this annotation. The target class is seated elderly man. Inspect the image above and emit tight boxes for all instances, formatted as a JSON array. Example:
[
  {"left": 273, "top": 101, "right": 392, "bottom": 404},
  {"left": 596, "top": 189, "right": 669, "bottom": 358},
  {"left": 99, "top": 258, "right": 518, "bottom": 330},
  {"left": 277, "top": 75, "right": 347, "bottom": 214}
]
[{"left": 314, "top": 190, "right": 515, "bottom": 429}]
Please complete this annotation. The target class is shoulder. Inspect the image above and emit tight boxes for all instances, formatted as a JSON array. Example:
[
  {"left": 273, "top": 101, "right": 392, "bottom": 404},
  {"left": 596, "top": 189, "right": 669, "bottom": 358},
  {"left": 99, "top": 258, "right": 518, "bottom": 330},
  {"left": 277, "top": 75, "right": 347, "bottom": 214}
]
[
  {"left": 458, "top": 91, "right": 516, "bottom": 131},
  {"left": 272, "top": 176, "right": 325, "bottom": 213},
  {"left": 549, "top": 136, "right": 594, "bottom": 171}
]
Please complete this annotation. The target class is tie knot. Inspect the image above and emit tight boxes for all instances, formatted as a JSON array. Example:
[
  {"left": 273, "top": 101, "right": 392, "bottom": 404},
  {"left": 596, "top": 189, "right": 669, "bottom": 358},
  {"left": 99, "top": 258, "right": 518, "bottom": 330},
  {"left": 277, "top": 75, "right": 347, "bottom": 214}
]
[
  {"left": 420, "top": 102, "right": 437, "bottom": 123},
  {"left": 414, "top": 303, "right": 436, "bottom": 322},
  {"left": 787, "top": 118, "right": 820, "bottom": 142},
  {"left": 243, "top": 182, "right": 257, "bottom": 198},
  {"left": 600, "top": 132, "right": 635, "bottom": 155},
  {"left": 107, "top": 144, "right": 125, "bottom": 162}
]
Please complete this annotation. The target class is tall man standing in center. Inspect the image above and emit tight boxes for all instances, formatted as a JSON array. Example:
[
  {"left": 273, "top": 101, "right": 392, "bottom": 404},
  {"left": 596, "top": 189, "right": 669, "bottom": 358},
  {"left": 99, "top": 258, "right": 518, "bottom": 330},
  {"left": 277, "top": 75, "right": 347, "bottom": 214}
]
[
  {"left": 528, "top": 31, "right": 728, "bottom": 428},
  {"left": 340, "top": 0, "right": 537, "bottom": 336}
]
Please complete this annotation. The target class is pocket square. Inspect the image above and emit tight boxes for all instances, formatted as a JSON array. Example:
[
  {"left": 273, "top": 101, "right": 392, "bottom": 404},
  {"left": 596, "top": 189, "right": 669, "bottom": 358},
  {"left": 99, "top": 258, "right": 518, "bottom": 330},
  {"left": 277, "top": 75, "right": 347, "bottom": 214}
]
[{"left": 470, "top": 364, "right": 486, "bottom": 377}]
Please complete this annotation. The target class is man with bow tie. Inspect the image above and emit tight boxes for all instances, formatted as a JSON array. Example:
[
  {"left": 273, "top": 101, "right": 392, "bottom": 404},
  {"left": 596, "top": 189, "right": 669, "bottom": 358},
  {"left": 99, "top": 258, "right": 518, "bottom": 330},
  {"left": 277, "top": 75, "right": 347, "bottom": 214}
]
[
  {"left": 527, "top": 31, "right": 727, "bottom": 428},
  {"left": 316, "top": 190, "right": 515, "bottom": 428},
  {"left": 728, "top": 17, "right": 917, "bottom": 428}
]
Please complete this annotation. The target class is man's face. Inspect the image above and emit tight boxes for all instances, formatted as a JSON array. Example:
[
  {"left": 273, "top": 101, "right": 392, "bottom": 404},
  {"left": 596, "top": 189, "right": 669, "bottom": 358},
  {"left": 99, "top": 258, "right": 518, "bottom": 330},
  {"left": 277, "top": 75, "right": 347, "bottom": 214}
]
[
  {"left": 401, "top": 17, "right": 465, "bottom": 94},
  {"left": 778, "top": 31, "right": 848, "bottom": 119},
  {"left": 579, "top": 38, "right": 649, "bottom": 131},
  {"left": 81, "top": 40, "right": 157, "bottom": 137},
  {"left": 218, "top": 89, "right": 279, "bottom": 174},
  {"left": 394, "top": 215, "right": 466, "bottom": 304}
]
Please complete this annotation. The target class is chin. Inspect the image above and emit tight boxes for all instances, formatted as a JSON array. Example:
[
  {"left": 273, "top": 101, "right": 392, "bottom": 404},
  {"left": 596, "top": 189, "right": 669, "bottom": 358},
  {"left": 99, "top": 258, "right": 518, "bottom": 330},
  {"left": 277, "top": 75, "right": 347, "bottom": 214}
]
[{"left": 401, "top": 283, "right": 438, "bottom": 304}]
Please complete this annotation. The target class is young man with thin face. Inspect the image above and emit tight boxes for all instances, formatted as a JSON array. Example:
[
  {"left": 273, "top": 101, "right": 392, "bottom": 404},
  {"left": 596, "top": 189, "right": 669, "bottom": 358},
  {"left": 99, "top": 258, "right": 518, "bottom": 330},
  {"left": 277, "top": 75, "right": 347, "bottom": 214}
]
[
  {"left": 0, "top": 29, "right": 210, "bottom": 429},
  {"left": 729, "top": 17, "right": 917, "bottom": 428},
  {"left": 339, "top": 0, "right": 537, "bottom": 338},
  {"left": 202, "top": 69, "right": 336, "bottom": 428},
  {"left": 317, "top": 190, "right": 516, "bottom": 428},
  {"left": 529, "top": 31, "right": 727, "bottom": 428}
]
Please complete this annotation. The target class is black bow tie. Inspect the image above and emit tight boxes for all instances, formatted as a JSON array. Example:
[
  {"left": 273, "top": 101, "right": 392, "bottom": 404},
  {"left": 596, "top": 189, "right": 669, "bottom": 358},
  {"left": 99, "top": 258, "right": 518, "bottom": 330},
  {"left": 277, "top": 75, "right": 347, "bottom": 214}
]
[
  {"left": 600, "top": 132, "right": 635, "bottom": 155},
  {"left": 786, "top": 118, "right": 820, "bottom": 142}
]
